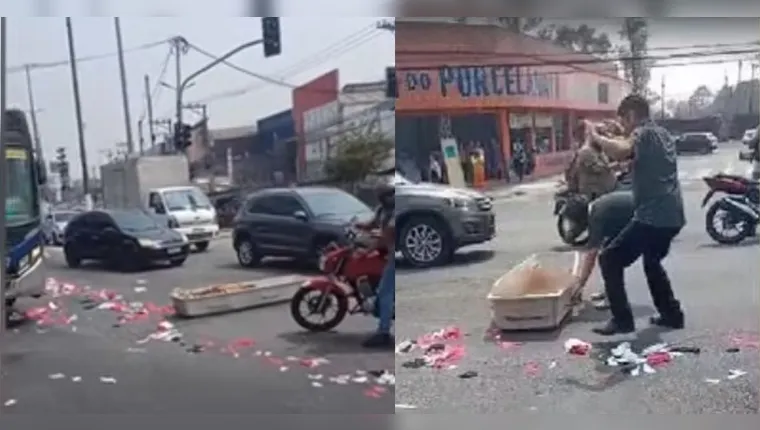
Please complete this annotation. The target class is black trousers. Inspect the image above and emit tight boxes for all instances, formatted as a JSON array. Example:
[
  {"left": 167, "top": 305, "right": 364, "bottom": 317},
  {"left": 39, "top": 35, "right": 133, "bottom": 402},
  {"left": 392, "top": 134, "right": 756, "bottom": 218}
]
[{"left": 598, "top": 221, "right": 682, "bottom": 328}]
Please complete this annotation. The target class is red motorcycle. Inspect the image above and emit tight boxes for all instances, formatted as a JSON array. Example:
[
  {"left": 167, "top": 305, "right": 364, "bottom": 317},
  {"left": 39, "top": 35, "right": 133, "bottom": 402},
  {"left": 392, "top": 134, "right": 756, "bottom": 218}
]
[{"left": 290, "top": 226, "right": 388, "bottom": 332}]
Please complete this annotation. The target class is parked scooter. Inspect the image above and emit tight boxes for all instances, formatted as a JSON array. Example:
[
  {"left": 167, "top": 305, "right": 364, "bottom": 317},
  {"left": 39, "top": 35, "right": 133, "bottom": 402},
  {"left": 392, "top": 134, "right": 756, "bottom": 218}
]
[
  {"left": 289, "top": 225, "right": 390, "bottom": 332},
  {"left": 702, "top": 173, "right": 759, "bottom": 244},
  {"left": 554, "top": 170, "right": 632, "bottom": 246}
]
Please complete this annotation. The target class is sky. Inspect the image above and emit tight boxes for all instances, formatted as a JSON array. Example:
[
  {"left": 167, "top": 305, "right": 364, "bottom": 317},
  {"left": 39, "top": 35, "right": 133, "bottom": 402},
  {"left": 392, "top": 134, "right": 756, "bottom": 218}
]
[
  {"left": 1, "top": 15, "right": 758, "bottom": 181},
  {"left": 1, "top": 15, "right": 394, "bottom": 179}
]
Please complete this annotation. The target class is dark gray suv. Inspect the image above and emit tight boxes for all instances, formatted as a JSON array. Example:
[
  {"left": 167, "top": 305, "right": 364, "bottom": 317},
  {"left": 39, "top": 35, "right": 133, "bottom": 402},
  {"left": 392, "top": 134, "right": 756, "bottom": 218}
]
[
  {"left": 232, "top": 187, "right": 374, "bottom": 267},
  {"left": 391, "top": 172, "right": 496, "bottom": 267}
]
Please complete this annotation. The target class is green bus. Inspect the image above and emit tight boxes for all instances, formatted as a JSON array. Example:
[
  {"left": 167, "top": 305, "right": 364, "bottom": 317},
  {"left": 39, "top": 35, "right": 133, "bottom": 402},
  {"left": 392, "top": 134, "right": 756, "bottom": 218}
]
[{"left": 4, "top": 108, "right": 47, "bottom": 317}]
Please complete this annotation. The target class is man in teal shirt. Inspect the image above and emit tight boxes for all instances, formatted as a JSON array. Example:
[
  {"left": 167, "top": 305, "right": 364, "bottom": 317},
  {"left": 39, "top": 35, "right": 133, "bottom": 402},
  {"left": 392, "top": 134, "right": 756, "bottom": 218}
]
[{"left": 586, "top": 94, "right": 686, "bottom": 335}]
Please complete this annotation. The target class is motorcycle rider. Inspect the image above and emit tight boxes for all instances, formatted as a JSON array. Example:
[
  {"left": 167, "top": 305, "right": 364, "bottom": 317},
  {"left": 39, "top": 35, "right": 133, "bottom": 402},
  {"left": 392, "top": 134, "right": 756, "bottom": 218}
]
[{"left": 355, "top": 179, "right": 395, "bottom": 349}]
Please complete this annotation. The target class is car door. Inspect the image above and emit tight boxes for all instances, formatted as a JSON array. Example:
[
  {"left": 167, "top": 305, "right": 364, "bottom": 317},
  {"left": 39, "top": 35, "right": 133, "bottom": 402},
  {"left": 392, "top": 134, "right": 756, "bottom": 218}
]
[
  {"left": 67, "top": 213, "right": 94, "bottom": 258},
  {"left": 89, "top": 212, "right": 118, "bottom": 258},
  {"left": 243, "top": 195, "right": 282, "bottom": 253},
  {"left": 266, "top": 194, "right": 313, "bottom": 254}
]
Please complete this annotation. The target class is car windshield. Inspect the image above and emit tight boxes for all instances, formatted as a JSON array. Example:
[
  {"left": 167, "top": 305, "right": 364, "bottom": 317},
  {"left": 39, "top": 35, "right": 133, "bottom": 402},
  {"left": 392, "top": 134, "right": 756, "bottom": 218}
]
[
  {"left": 110, "top": 210, "right": 162, "bottom": 232},
  {"left": 162, "top": 188, "right": 212, "bottom": 211},
  {"left": 300, "top": 190, "right": 372, "bottom": 218},
  {"left": 53, "top": 211, "right": 77, "bottom": 222},
  {"left": 4, "top": 146, "right": 36, "bottom": 226}
]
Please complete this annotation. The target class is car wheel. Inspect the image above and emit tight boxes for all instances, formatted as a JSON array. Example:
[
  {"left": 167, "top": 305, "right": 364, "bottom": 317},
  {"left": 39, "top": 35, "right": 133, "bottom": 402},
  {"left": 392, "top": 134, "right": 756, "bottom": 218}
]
[
  {"left": 235, "top": 237, "right": 261, "bottom": 267},
  {"left": 64, "top": 245, "right": 82, "bottom": 268},
  {"left": 399, "top": 215, "right": 453, "bottom": 268},
  {"left": 194, "top": 241, "right": 210, "bottom": 252}
]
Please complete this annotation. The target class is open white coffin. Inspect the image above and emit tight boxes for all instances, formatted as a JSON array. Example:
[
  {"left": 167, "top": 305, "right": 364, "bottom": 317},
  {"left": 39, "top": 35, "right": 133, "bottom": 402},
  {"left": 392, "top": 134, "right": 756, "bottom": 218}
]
[{"left": 487, "top": 252, "right": 582, "bottom": 331}]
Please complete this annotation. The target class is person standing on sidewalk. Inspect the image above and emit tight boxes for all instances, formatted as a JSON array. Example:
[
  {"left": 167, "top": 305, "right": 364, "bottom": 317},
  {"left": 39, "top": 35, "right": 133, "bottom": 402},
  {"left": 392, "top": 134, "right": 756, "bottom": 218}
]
[{"left": 586, "top": 94, "right": 686, "bottom": 336}]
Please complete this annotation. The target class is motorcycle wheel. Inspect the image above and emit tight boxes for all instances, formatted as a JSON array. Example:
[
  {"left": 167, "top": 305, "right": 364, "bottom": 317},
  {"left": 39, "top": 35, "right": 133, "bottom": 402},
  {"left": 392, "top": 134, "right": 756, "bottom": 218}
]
[
  {"left": 705, "top": 203, "right": 754, "bottom": 245},
  {"left": 290, "top": 287, "right": 349, "bottom": 332},
  {"left": 557, "top": 214, "right": 589, "bottom": 246}
]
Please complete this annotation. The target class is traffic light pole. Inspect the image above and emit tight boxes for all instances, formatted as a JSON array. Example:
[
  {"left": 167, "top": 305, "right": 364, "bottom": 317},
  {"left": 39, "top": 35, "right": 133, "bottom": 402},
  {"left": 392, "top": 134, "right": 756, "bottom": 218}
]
[{"left": 175, "top": 39, "right": 262, "bottom": 147}]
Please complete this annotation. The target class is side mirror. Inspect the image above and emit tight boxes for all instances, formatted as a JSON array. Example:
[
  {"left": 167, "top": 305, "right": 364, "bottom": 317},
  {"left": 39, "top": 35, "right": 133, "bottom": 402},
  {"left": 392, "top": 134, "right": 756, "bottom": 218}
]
[{"left": 293, "top": 210, "right": 308, "bottom": 221}]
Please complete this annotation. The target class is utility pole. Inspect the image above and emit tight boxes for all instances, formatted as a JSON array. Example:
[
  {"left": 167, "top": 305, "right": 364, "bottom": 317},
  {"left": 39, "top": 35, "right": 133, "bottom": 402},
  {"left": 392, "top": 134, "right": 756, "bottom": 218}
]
[
  {"left": 173, "top": 37, "right": 185, "bottom": 153},
  {"left": 660, "top": 75, "right": 666, "bottom": 119},
  {"left": 66, "top": 18, "right": 90, "bottom": 196},
  {"left": 114, "top": 18, "right": 134, "bottom": 154},
  {"left": 24, "top": 65, "right": 44, "bottom": 163},
  {"left": 145, "top": 74, "right": 155, "bottom": 150},
  {"left": 137, "top": 119, "right": 144, "bottom": 154},
  {"left": 0, "top": 19, "right": 9, "bottom": 375}
]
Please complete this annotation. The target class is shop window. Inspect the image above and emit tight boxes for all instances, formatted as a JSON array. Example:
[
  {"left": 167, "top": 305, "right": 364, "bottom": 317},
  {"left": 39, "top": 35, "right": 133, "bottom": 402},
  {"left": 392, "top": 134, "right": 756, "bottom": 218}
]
[
  {"left": 533, "top": 113, "right": 554, "bottom": 154},
  {"left": 598, "top": 82, "right": 609, "bottom": 104},
  {"left": 508, "top": 113, "right": 533, "bottom": 174},
  {"left": 554, "top": 114, "right": 570, "bottom": 151}
]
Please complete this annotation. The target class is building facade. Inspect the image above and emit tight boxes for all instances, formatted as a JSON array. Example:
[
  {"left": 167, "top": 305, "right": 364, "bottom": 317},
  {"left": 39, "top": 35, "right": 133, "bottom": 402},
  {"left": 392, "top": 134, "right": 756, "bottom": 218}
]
[{"left": 395, "top": 21, "right": 631, "bottom": 183}]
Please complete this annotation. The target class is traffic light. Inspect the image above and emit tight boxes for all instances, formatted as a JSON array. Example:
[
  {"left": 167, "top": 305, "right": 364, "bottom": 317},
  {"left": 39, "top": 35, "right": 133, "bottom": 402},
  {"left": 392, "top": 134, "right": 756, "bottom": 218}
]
[
  {"left": 174, "top": 123, "right": 192, "bottom": 151},
  {"left": 55, "top": 147, "right": 70, "bottom": 193},
  {"left": 262, "top": 17, "right": 281, "bottom": 58},
  {"left": 385, "top": 66, "right": 397, "bottom": 99}
]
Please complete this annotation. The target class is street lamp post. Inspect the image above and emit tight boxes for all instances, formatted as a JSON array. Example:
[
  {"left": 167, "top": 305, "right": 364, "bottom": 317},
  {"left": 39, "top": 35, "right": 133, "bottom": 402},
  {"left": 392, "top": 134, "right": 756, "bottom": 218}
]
[{"left": 174, "top": 40, "right": 262, "bottom": 146}]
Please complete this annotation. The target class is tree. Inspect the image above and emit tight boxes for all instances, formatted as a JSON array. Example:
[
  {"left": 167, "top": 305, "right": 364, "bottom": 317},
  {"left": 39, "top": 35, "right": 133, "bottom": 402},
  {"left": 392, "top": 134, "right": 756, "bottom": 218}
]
[
  {"left": 619, "top": 18, "right": 653, "bottom": 94},
  {"left": 324, "top": 130, "right": 393, "bottom": 185},
  {"left": 687, "top": 85, "right": 714, "bottom": 115}
]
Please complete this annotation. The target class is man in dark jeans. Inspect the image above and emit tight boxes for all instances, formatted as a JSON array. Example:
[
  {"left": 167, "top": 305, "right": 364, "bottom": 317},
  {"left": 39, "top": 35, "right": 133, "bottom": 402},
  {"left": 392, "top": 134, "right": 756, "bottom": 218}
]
[{"left": 586, "top": 94, "right": 686, "bottom": 335}]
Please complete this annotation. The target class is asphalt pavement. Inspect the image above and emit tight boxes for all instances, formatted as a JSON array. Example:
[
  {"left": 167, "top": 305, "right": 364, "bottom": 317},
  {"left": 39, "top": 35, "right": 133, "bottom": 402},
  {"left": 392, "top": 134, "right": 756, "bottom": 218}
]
[
  {"left": 2, "top": 238, "right": 393, "bottom": 413},
  {"left": 396, "top": 145, "right": 759, "bottom": 413}
]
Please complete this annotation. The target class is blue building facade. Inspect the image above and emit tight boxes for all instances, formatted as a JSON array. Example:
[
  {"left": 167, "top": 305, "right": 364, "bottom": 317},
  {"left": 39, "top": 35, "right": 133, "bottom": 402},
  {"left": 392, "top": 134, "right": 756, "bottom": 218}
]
[{"left": 256, "top": 109, "right": 297, "bottom": 182}]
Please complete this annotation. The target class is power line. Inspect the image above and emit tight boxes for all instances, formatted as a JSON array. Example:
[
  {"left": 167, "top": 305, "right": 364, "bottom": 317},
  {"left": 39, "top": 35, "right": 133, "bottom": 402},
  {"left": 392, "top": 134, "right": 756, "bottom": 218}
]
[
  {"left": 186, "top": 42, "right": 298, "bottom": 89},
  {"left": 394, "top": 47, "right": 760, "bottom": 73},
  {"left": 187, "top": 27, "right": 383, "bottom": 105},
  {"left": 139, "top": 46, "right": 174, "bottom": 121},
  {"left": 399, "top": 40, "right": 760, "bottom": 59},
  {"left": 8, "top": 37, "right": 170, "bottom": 74}
]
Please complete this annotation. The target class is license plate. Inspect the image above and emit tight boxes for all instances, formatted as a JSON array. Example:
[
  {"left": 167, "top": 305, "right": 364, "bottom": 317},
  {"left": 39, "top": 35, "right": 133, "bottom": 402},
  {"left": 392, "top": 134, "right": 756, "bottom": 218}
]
[
  {"left": 167, "top": 247, "right": 182, "bottom": 254},
  {"left": 192, "top": 228, "right": 205, "bottom": 233}
]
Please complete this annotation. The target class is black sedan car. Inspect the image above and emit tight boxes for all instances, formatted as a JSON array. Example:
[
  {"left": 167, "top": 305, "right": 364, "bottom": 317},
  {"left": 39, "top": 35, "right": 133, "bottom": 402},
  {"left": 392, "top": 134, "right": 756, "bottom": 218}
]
[
  {"left": 232, "top": 186, "right": 374, "bottom": 267},
  {"left": 63, "top": 209, "right": 191, "bottom": 271},
  {"left": 675, "top": 132, "right": 718, "bottom": 155}
]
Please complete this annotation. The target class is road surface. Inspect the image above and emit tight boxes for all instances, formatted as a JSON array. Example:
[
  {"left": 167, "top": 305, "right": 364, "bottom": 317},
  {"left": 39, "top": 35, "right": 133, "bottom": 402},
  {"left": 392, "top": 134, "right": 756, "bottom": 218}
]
[
  {"left": 2, "top": 239, "right": 393, "bottom": 413},
  {"left": 396, "top": 145, "right": 759, "bottom": 413}
]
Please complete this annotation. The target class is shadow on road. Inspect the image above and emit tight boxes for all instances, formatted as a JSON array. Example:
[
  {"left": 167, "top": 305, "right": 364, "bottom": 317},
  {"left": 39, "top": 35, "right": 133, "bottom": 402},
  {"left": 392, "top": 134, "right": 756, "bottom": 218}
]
[
  {"left": 558, "top": 325, "right": 676, "bottom": 392},
  {"left": 698, "top": 237, "right": 759, "bottom": 249},
  {"left": 278, "top": 330, "right": 391, "bottom": 356},
  {"left": 397, "top": 250, "right": 495, "bottom": 273}
]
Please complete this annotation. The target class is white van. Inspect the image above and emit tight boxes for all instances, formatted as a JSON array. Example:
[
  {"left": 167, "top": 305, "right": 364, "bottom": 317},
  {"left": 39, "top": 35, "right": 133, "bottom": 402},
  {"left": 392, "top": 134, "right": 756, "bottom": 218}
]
[{"left": 147, "top": 185, "right": 219, "bottom": 251}]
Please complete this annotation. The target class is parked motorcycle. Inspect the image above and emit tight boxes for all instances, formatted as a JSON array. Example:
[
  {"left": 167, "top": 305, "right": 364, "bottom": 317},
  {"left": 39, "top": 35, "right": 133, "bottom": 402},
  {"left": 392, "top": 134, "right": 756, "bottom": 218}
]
[
  {"left": 702, "top": 173, "right": 759, "bottom": 245},
  {"left": 289, "top": 225, "right": 389, "bottom": 332},
  {"left": 554, "top": 170, "right": 632, "bottom": 246},
  {"left": 554, "top": 188, "right": 590, "bottom": 246}
]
